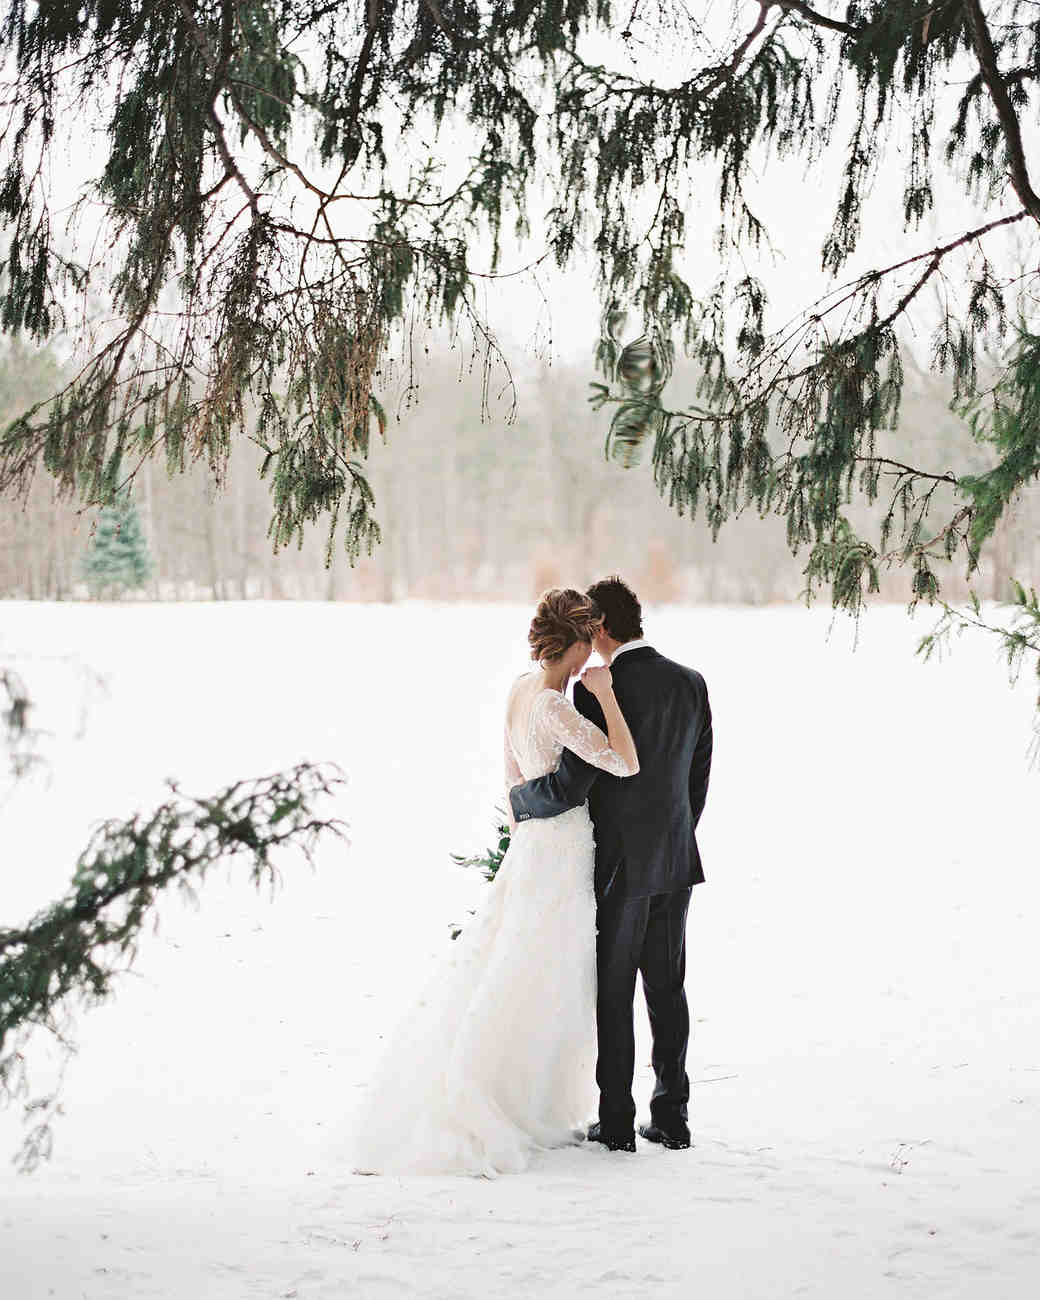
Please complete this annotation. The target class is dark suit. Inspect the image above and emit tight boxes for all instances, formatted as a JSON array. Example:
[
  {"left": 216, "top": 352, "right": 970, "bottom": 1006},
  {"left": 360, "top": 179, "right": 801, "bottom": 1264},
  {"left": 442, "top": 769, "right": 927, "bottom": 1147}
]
[{"left": 509, "top": 645, "right": 712, "bottom": 1135}]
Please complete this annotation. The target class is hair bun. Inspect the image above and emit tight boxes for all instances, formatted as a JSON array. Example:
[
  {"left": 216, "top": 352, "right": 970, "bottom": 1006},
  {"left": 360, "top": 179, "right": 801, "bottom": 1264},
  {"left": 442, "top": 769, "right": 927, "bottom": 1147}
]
[{"left": 528, "top": 588, "right": 602, "bottom": 663}]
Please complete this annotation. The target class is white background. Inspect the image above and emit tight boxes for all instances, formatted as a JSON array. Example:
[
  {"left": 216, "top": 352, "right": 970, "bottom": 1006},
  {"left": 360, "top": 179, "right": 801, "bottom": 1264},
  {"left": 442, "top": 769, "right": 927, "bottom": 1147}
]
[{"left": 1, "top": 598, "right": 1037, "bottom": 1297}]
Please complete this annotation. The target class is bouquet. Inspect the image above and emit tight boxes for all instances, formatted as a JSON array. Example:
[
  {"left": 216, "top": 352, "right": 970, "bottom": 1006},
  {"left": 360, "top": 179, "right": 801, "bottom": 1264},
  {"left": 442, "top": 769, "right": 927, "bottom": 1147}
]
[{"left": 448, "top": 809, "right": 511, "bottom": 937}]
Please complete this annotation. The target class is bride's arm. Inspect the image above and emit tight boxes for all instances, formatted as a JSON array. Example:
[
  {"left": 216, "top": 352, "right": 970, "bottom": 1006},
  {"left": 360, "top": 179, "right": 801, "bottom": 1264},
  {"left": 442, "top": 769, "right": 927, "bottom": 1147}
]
[
  {"left": 579, "top": 666, "right": 639, "bottom": 776},
  {"left": 542, "top": 676, "right": 639, "bottom": 778}
]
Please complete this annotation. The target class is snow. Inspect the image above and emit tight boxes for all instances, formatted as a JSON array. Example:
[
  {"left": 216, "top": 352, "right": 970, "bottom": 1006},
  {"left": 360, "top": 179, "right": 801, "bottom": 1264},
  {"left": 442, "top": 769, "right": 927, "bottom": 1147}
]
[{"left": 0, "top": 598, "right": 1037, "bottom": 1299}]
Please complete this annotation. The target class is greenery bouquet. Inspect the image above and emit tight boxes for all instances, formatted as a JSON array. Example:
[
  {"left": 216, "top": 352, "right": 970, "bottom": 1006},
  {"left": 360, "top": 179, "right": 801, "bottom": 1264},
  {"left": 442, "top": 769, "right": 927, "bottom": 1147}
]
[{"left": 448, "top": 810, "right": 512, "bottom": 938}]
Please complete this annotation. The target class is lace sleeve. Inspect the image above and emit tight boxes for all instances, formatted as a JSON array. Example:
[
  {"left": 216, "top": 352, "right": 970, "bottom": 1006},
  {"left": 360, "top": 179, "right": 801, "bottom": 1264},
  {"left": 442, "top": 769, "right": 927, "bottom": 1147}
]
[
  {"left": 504, "top": 725, "right": 523, "bottom": 792},
  {"left": 540, "top": 690, "right": 637, "bottom": 777}
]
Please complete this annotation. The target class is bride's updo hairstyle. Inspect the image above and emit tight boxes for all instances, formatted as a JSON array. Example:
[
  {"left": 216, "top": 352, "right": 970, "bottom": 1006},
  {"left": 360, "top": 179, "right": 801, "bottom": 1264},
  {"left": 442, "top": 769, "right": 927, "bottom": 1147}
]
[{"left": 528, "top": 588, "right": 602, "bottom": 664}]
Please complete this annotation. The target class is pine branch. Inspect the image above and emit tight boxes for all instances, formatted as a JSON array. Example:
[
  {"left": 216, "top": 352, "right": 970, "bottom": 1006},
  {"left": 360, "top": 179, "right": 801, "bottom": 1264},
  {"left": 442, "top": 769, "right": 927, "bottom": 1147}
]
[
  {"left": 775, "top": 1, "right": 860, "bottom": 37},
  {"left": 917, "top": 582, "right": 1040, "bottom": 764},
  {"left": 859, "top": 457, "right": 958, "bottom": 488},
  {"left": 340, "top": 0, "right": 381, "bottom": 170},
  {"left": 878, "top": 503, "right": 973, "bottom": 563},
  {"left": 0, "top": 668, "right": 40, "bottom": 782},
  {"left": 173, "top": 0, "right": 262, "bottom": 215},
  {"left": 420, "top": 0, "right": 454, "bottom": 40},
  {"left": 698, "top": 1, "right": 777, "bottom": 93},
  {"left": 0, "top": 762, "right": 346, "bottom": 1170},
  {"left": 963, "top": 0, "right": 1040, "bottom": 222}
]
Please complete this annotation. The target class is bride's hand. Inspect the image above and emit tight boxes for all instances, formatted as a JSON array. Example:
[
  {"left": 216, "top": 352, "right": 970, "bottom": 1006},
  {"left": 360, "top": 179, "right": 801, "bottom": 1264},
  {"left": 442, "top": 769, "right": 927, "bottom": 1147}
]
[{"left": 580, "top": 665, "right": 613, "bottom": 700}]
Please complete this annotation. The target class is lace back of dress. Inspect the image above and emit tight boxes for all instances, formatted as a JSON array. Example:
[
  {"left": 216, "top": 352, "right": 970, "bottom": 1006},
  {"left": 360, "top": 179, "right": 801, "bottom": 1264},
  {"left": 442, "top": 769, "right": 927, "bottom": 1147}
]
[{"left": 506, "top": 675, "right": 562, "bottom": 781}]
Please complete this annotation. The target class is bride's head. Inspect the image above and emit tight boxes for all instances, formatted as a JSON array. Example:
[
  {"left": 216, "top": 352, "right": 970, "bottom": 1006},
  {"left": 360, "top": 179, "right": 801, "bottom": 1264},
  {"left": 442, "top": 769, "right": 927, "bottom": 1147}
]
[{"left": 529, "top": 588, "right": 603, "bottom": 677}]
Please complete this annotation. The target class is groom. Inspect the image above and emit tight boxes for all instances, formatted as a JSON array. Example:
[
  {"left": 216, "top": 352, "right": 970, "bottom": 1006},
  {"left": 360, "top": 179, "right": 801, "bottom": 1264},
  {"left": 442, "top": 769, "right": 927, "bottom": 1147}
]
[{"left": 509, "top": 576, "right": 713, "bottom": 1153}]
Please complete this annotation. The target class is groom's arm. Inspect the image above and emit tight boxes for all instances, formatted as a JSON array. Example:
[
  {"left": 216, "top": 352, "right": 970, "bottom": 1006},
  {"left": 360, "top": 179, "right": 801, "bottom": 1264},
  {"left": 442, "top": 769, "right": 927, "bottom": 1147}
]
[
  {"left": 688, "top": 677, "right": 713, "bottom": 829},
  {"left": 509, "top": 682, "right": 605, "bottom": 823}
]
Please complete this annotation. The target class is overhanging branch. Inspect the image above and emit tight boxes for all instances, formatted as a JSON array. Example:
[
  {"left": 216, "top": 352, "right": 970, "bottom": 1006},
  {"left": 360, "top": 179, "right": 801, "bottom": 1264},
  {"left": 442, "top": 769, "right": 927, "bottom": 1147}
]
[
  {"left": 963, "top": 0, "right": 1040, "bottom": 223},
  {"left": 776, "top": 1, "right": 860, "bottom": 37}
]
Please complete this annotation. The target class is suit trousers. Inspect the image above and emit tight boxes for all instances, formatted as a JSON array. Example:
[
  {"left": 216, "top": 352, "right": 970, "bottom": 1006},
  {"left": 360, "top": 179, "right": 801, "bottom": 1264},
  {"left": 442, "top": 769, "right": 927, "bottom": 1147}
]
[{"left": 595, "top": 885, "right": 692, "bottom": 1134}]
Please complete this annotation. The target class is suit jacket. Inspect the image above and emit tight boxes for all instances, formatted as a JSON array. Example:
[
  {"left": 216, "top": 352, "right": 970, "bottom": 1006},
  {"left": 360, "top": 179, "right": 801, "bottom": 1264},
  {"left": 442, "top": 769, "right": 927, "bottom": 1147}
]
[{"left": 509, "top": 646, "right": 712, "bottom": 901}]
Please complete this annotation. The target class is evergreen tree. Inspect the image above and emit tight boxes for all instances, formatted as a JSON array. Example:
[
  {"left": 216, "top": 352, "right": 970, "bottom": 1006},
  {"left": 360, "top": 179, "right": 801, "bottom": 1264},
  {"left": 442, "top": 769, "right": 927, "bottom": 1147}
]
[
  {"left": 0, "top": 1, "right": 1036, "bottom": 714},
  {"left": 82, "top": 495, "right": 154, "bottom": 599}
]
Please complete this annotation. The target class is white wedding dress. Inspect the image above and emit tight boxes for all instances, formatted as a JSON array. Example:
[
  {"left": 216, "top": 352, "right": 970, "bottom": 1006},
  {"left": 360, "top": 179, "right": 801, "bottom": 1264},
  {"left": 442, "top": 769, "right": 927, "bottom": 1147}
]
[{"left": 349, "top": 673, "right": 636, "bottom": 1177}]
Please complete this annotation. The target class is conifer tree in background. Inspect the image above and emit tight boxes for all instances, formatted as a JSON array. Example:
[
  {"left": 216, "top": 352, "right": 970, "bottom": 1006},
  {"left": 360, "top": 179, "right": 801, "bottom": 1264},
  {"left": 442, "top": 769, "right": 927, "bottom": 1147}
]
[
  {"left": 82, "top": 494, "right": 154, "bottom": 600},
  {"left": 0, "top": 1, "right": 1037, "bottom": 720}
]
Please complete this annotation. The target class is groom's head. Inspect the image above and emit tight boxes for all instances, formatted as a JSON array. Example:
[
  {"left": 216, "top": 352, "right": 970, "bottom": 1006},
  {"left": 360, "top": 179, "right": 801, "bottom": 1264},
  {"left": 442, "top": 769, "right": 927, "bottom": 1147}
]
[{"left": 586, "top": 576, "right": 643, "bottom": 659}]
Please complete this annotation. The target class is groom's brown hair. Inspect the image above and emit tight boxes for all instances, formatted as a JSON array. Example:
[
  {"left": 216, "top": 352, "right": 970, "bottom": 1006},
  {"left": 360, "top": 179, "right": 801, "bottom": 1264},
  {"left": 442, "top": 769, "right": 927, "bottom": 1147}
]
[{"left": 586, "top": 575, "right": 643, "bottom": 643}]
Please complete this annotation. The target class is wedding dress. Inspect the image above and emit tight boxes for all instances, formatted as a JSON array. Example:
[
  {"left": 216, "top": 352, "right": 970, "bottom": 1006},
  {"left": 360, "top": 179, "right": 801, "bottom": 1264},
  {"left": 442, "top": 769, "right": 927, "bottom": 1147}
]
[{"left": 349, "top": 673, "right": 636, "bottom": 1177}]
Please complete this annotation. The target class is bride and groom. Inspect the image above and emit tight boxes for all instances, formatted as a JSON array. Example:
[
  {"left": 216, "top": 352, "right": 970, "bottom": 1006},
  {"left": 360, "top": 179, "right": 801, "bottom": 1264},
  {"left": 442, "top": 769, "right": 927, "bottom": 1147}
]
[{"left": 352, "top": 576, "right": 713, "bottom": 1176}]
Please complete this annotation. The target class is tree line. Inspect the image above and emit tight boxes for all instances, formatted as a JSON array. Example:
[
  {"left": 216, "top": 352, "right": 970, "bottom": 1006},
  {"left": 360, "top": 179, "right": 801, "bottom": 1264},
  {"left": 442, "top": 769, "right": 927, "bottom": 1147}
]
[{"left": 1, "top": 336, "right": 1034, "bottom": 606}]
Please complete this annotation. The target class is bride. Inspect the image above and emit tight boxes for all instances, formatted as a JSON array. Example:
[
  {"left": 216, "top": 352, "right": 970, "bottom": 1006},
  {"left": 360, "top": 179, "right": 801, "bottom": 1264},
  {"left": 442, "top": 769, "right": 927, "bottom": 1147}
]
[{"left": 350, "top": 588, "right": 639, "bottom": 1177}]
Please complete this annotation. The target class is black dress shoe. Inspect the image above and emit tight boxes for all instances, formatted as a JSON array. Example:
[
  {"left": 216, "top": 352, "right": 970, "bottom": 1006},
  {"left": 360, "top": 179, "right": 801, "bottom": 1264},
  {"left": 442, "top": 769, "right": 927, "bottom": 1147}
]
[
  {"left": 638, "top": 1121, "right": 692, "bottom": 1150},
  {"left": 587, "top": 1121, "right": 636, "bottom": 1152}
]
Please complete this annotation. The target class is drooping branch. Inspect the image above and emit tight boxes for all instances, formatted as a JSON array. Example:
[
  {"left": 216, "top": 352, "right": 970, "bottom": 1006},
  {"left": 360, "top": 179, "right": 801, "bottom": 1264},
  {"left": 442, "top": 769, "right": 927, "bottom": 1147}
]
[
  {"left": 917, "top": 582, "right": 1040, "bottom": 768},
  {"left": 0, "top": 667, "right": 39, "bottom": 782},
  {"left": 963, "top": 0, "right": 1040, "bottom": 223},
  {"left": 341, "top": 0, "right": 381, "bottom": 170},
  {"left": 776, "top": 0, "right": 861, "bottom": 37},
  {"left": 1, "top": 0, "right": 1038, "bottom": 722},
  {"left": 0, "top": 761, "right": 346, "bottom": 1170},
  {"left": 698, "top": 1, "right": 777, "bottom": 93}
]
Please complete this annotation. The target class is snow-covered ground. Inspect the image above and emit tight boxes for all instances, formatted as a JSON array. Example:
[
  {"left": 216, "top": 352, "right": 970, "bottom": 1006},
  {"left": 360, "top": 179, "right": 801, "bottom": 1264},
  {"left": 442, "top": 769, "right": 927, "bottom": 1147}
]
[{"left": 0, "top": 599, "right": 1037, "bottom": 1299}]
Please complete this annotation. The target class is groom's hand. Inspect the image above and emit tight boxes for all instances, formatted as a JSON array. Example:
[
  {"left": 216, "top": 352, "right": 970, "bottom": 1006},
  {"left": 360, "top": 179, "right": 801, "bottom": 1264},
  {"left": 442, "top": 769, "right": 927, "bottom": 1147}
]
[{"left": 508, "top": 783, "right": 529, "bottom": 823}]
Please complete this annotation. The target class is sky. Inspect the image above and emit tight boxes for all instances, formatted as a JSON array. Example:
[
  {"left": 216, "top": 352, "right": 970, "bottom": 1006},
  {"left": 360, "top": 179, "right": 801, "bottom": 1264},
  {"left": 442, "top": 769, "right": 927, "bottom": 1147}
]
[{"left": 23, "top": 2, "right": 1036, "bottom": 392}]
